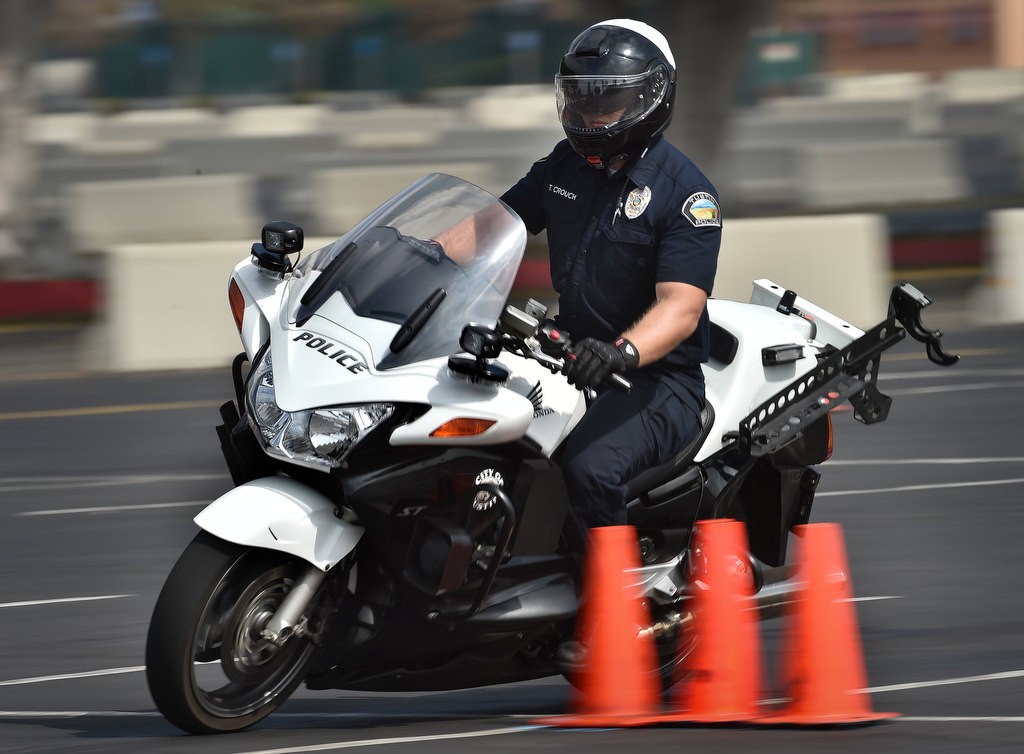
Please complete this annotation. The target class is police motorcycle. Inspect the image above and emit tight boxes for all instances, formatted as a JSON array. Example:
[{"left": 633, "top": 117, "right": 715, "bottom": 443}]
[{"left": 145, "top": 173, "right": 957, "bottom": 734}]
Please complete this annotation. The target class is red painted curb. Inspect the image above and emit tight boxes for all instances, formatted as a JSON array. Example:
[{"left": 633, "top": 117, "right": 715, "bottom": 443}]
[{"left": 0, "top": 280, "right": 100, "bottom": 319}]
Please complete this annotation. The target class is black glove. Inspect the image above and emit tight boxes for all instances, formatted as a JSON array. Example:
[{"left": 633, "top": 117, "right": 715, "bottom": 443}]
[{"left": 562, "top": 337, "right": 640, "bottom": 390}]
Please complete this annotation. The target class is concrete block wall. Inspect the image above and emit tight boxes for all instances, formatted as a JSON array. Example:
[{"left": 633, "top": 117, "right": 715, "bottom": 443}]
[
  {"left": 67, "top": 174, "right": 261, "bottom": 252},
  {"left": 77, "top": 238, "right": 335, "bottom": 372},
  {"left": 715, "top": 213, "right": 891, "bottom": 328},
  {"left": 76, "top": 213, "right": 893, "bottom": 371},
  {"left": 796, "top": 139, "right": 969, "bottom": 210},
  {"left": 308, "top": 163, "right": 499, "bottom": 236},
  {"left": 970, "top": 208, "right": 1024, "bottom": 325}
]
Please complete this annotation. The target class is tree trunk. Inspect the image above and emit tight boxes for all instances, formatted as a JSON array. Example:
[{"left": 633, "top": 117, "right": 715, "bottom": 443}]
[{"left": 0, "top": 0, "right": 45, "bottom": 266}]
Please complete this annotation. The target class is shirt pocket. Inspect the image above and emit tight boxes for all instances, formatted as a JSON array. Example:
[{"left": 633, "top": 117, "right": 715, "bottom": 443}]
[
  {"left": 588, "top": 222, "right": 658, "bottom": 323},
  {"left": 595, "top": 222, "right": 656, "bottom": 280}
]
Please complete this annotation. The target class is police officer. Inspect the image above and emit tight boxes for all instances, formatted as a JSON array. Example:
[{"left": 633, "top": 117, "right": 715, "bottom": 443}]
[{"left": 500, "top": 18, "right": 721, "bottom": 528}]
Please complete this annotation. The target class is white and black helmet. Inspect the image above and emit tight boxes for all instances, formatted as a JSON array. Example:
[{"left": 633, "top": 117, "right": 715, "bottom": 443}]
[{"left": 555, "top": 19, "right": 676, "bottom": 169}]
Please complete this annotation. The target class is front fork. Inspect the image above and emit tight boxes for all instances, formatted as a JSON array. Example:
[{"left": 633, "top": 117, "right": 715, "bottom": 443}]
[{"left": 261, "top": 567, "right": 326, "bottom": 646}]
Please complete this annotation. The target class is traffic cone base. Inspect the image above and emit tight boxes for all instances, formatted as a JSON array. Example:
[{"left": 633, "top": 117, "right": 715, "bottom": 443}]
[
  {"left": 533, "top": 713, "right": 659, "bottom": 728},
  {"left": 531, "top": 525, "right": 661, "bottom": 728}
]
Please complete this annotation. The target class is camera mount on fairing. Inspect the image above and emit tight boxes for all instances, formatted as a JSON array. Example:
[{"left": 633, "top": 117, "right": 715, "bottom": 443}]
[
  {"left": 448, "top": 323, "right": 509, "bottom": 383},
  {"left": 251, "top": 221, "right": 304, "bottom": 279}
]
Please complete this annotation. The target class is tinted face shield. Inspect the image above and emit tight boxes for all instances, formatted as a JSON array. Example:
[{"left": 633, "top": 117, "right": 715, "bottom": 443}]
[{"left": 555, "top": 65, "right": 669, "bottom": 134}]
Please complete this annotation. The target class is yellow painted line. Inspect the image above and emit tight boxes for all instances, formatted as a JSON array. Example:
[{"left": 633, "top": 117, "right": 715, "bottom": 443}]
[{"left": 0, "top": 400, "right": 221, "bottom": 421}]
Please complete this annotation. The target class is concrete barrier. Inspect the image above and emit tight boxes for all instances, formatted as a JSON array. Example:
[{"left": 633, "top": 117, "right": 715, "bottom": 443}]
[
  {"left": 225, "top": 104, "right": 332, "bottom": 136},
  {"left": 33, "top": 154, "right": 189, "bottom": 217},
  {"left": 77, "top": 238, "right": 335, "bottom": 371},
  {"left": 76, "top": 211, "right": 892, "bottom": 370},
  {"left": 970, "top": 208, "right": 1024, "bottom": 324},
  {"left": 93, "top": 108, "right": 225, "bottom": 142},
  {"left": 796, "top": 139, "right": 969, "bottom": 209},
  {"left": 465, "top": 85, "right": 555, "bottom": 129},
  {"left": 164, "top": 133, "right": 341, "bottom": 176},
  {"left": 26, "top": 112, "right": 98, "bottom": 146},
  {"left": 328, "top": 106, "right": 460, "bottom": 139},
  {"left": 940, "top": 67, "right": 1024, "bottom": 104},
  {"left": 759, "top": 96, "right": 917, "bottom": 122},
  {"left": 821, "top": 72, "right": 929, "bottom": 101},
  {"left": 714, "top": 214, "right": 890, "bottom": 328},
  {"left": 717, "top": 142, "right": 800, "bottom": 210},
  {"left": 67, "top": 174, "right": 261, "bottom": 252},
  {"left": 309, "top": 162, "right": 498, "bottom": 236},
  {"left": 729, "top": 112, "right": 909, "bottom": 144}
]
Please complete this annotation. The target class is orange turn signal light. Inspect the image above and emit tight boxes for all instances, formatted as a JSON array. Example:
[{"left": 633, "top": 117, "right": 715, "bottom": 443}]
[
  {"left": 228, "top": 279, "right": 245, "bottom": 334},
  {"left": 430, "top": 418, "right": 496, "bottom": 438}
]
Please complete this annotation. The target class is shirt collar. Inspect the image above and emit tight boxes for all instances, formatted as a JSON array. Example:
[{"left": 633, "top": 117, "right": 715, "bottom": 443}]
[{"left": 623, "top": 134, "right": 666, "bottom": 188}]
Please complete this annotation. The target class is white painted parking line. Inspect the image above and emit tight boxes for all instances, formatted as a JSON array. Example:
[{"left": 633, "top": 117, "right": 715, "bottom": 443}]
[
  {"left": 0, "top": 594, "right": 132, "bottom": 609},
  {"left": 0, "top": 711, "right": 155, "bottom": 718},
  {"left": 0, "top": 472, "right": 225, "bottom": 493},
  {"left": 828, "top": 457, "right": 1024, "bottom": 466},
  {"left": 0, "top": 666, "right": 144, "bottom": 687},
  {"left": 882, "top": 368, "right": 1024, "bottom": 380},
  {"left": 817, "top": 477, "right": 1024, "bottom": 497},
  {"left": 900, "top": 716, "right": 1024, "bottom": 722},
  {"left": 868, "top": 668, "right": 1024, "bottom": 694},
  {"left": 235, "top": 726, "right": 536, "bottom": 753},
  {"left": 886, "top": 381, "right": 1024, "bottom": 396},
  {"left": 17, "top": 501, "right": 207, "bottom": 517}
]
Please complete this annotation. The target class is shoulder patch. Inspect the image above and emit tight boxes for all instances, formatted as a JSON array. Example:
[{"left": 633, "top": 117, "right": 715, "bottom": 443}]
[{"left": 682, "top": 192, "right": 721, "bottom": 228}]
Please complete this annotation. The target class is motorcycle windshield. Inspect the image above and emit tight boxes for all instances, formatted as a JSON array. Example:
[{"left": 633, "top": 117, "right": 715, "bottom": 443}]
[{"left": 293, "top": 173, "right": 527, "bottom": 370}]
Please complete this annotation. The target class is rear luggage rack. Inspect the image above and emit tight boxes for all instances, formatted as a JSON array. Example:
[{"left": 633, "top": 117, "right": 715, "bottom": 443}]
[{"left": 737, "top": 282, "right": 958, "bottom": 456}]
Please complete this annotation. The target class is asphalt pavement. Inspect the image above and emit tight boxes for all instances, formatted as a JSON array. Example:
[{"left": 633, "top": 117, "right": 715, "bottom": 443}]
[{"left": 1, "top": 281, "right": 1023, "bottom": 753}]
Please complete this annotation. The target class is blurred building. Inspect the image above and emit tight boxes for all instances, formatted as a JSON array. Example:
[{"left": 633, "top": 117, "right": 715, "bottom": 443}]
[{"left": 770, "top": 0, "right": 1019, "bottom": 75}]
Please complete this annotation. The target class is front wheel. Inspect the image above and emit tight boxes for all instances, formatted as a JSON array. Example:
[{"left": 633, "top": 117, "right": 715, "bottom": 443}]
[{"left": 146, "top": 532, "right": 317, "bottom": 734}]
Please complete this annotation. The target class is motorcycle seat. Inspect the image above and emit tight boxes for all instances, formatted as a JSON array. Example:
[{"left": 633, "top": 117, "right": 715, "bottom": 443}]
[{"left": 623, "top": 402, "right": 715, "bottom": 503}]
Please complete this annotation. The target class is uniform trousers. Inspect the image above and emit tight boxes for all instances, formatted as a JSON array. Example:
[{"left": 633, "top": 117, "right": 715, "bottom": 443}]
[{"left": 559, "top": 371, "right": 703, "bottom": 528}]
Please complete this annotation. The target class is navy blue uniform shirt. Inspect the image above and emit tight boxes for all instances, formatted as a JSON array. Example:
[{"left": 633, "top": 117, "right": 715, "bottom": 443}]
[{"left": 501, "top": 134, "right": 721, "bottom": 403}]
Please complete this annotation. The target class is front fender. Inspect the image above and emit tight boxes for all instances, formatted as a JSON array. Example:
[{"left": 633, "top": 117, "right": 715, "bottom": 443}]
[{"left": 194, "top": 476, "right": 363, "bottom": 571}]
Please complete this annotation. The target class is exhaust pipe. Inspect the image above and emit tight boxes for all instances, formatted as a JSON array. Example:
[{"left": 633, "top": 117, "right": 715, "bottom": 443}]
[{"left": 751, "top": 563, "right": 847, "bottom": 619}]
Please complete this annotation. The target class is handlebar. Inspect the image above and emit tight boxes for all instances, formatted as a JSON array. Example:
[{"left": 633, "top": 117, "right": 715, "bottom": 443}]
[{"left": 499, "top": 310, "right": 631, "bottom": 393}]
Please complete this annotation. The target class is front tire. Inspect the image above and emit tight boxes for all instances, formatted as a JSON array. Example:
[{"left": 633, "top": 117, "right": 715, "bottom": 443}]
[{"left": 146, "top": 532, "right": 316, "bottom": 734}]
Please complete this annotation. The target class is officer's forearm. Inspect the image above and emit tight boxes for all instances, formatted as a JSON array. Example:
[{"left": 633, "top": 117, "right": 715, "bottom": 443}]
[{"left": 622, "top": 281, "right": 706, "bottom": 367}]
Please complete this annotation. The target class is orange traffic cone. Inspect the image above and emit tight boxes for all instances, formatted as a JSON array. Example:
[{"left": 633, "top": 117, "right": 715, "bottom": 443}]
[
  {"left": 763, "top": 523, "right": 898, "bottom": 725},
  {"left": 534, "top": 525, "right": 661, "bottom": 728},
  {"left": 655, "top": 518, "right": 763, "bottom": 724}
]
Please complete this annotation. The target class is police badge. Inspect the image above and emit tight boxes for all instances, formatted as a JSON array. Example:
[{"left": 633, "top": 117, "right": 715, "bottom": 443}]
[{"left": 624, "top": 186, "right": 652, "bottom": 220}]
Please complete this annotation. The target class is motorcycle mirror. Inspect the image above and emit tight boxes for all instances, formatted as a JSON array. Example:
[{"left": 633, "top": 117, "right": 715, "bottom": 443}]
[{"left": 460, "top": 323, "right": 502, "bottom": 359}]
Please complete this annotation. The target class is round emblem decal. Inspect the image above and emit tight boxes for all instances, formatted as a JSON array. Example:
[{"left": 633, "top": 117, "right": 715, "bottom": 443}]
[{"left": 472, "top": 468, "right": 504, "bottom": 511}]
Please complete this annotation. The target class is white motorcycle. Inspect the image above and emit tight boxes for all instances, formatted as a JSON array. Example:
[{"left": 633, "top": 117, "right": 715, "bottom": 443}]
[{"left": 145, "top": 173, "right": 957, "bottom": 734}]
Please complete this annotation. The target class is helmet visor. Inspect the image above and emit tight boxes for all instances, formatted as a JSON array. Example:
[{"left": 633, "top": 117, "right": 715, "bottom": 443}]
[{"left": 555, "top": 66, "right": 669, "bottom": 132}]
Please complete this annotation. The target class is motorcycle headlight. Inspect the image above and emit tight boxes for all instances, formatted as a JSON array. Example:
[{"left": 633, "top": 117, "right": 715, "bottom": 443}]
[{"left": 246, "top": 348, "right": 394, "bottom": 471}]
